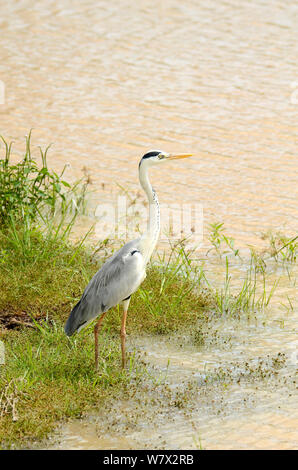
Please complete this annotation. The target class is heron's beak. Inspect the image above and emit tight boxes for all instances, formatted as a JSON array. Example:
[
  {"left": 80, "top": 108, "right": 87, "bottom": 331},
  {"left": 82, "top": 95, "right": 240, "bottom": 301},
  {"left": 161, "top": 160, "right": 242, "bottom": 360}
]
[{"left": 166, "top": 153, "right": 192, "bottom": 160}]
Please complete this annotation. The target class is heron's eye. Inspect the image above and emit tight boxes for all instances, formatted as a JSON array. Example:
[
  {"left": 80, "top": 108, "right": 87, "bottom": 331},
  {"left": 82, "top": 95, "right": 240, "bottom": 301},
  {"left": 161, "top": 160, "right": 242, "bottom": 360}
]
[{"left": 158, "top": 154, "right": 164, "bottom": 159}]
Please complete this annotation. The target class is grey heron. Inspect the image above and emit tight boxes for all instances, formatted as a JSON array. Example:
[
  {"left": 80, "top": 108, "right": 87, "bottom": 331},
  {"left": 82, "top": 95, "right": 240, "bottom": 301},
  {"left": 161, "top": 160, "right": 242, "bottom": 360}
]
[{"left": 64, "top": 150, "right": 192, "bottom": 368}]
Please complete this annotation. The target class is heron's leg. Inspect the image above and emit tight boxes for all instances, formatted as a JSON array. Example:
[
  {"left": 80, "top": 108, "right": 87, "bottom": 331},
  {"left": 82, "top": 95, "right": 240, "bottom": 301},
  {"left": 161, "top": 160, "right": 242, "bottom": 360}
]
[
  {"left": 94, "top": 312, "right": 107, "bottom": 369},
  {"left": 121, "top": 298, "right": 131, "bottom": 368}
]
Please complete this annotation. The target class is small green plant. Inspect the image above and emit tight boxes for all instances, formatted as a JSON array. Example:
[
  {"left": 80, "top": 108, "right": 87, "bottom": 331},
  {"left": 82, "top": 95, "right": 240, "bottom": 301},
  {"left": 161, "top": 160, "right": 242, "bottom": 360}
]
[
  {"left": 193, "top": 434, "right": 204, "bottom": 450},
  {"left": 0, "top": 133, "right": 72, "bottom": 225},
  {"left": 262, "top": 230, "right": 298, "bottom": 263},
  {"left": 0, "top": 133, "right": 91, "bottom": 261},
  {"left": 207, "top": 254, "right": 279, "bottom": 318},
  {"left": 207, "top": 222, "right": 241, "bottom": 259}
]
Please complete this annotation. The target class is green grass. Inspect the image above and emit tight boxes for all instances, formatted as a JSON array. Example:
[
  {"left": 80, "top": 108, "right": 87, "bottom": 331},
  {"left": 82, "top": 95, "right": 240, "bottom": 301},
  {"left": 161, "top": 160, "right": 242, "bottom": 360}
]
[
  {"left": 0, "top": 228, "right": 96, "bottom": 323},
  {"left": 0, "top": 320, "right": 131, "bottom": 448},
  {"left": 261, "top": 230, "right": 298, "bottom": 263},
  {"left": 0, "top": 227, "right": 212, "bottom": 448},
  {"left": 0, "top": 221, "right": 284, "bottom": 448},
  {"left": 0, "top": 132, "right": 84, "bottom": 226},
  {"left": 0, "top": 211, "right": 286, "bottom": 449},
  {"left": 0, "top": 218, "right": 285, "bottom": 448},
  {"left": 0, "top": 136, "right": 290, "bottom": 448},
  {"left": 207, "top": 255, "right": 279, "bottom": 318}
]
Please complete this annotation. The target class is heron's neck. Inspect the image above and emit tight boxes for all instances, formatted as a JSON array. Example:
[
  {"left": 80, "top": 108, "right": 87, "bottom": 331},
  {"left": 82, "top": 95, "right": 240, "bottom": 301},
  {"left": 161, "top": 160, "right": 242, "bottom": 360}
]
[{"left": 138, "top": 163, "right": 160, "bottom": 264}]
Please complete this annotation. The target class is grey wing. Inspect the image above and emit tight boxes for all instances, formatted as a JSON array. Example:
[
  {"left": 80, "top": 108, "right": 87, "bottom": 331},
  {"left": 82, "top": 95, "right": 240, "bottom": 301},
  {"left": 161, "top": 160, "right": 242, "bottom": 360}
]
[{"left": 64, "top": 239, "right": 145, "bottom": 336}]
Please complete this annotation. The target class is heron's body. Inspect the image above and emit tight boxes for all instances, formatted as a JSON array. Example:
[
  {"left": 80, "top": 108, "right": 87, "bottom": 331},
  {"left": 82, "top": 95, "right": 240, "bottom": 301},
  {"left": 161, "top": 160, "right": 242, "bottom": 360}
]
[
  {"left": 65, "top": 239, "right": 146, "bottom": 336},
  {"left": 64, "top": 150, "right": 191, "bottom": 368}
]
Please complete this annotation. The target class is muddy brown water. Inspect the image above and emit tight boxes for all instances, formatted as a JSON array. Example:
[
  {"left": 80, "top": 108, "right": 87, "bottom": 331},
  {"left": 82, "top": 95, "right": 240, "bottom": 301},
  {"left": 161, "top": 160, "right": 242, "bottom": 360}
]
[{"left": 1, "top": 0, "right": 297, "bottom": 450}]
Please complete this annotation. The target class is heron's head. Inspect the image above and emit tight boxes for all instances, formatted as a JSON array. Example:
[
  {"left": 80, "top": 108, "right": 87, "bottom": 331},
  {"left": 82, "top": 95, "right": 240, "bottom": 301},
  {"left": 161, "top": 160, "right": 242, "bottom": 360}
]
[{"left": 139, "top": 150, "right": 192, "bottom": 168}]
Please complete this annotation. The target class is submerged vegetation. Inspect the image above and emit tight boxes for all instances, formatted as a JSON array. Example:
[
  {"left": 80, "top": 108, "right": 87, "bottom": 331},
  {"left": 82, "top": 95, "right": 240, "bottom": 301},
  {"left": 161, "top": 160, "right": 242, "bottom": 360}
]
[
  {"left": 0, "top": 135, "right": 296, "bottom": 448},
  {"left": 261, "top": 230, "right": 298, "bottom": 263}
]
